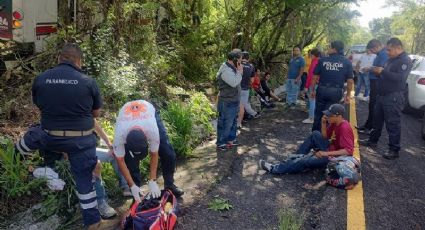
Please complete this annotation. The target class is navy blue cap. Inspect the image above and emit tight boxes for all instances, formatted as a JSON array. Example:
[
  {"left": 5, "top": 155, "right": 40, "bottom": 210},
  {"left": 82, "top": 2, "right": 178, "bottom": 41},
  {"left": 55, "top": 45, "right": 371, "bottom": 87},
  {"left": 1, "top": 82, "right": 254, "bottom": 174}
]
[
  {"left": 323, "top": 104, "right": 345, "bottom": 116},
  {"left": 125, "top": 129, "right": 148, "bottom": 156}
]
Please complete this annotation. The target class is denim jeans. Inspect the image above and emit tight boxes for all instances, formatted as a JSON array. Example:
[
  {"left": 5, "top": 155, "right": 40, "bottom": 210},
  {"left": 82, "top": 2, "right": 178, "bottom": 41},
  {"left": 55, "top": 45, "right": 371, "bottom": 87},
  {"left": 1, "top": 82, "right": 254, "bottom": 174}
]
[
  {"left": 96, "top": 148, "right": 128, "bottom": 189},
  {"left": 355, "top": 72, "right": 370, "bottom": 97},
  {"left": 216, "top": 100, "right": 239, "bottom": 146},
  {"left": 240, "top": 89, "right": 257, "bottom": 116},
  {"left": 312, "top": 85, "right": 343, "bottom": 131},
  {"left": 307, "top": 87, "right": 316, "bottom": 119},
  {"left": 271, "top": 131, "right": 330, "bottom": 174},
  {"left": 286, "top": 79, "right": 300, "bottom": 105}
]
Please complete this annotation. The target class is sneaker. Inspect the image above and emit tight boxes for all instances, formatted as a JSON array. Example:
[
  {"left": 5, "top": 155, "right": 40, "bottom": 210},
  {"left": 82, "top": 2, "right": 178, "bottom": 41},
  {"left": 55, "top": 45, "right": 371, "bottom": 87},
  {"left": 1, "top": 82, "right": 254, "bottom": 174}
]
[
  {"left": 122, "top": 187, "right": 132, "bottom": 197},
  {"left": 217, "top": 144, "right": 228, "bottom": 151},
  {"left": 98, "top": 200, "right": 117, "bottom": 219},
  {"left": 228, "top": 140, "right": 239, "bottom": 146},
  {"left": 302, "top": 118, "right": 314, "bottom": 124},
  {"left": 165, "top": 184, "right": 184, "bottom": 198},
  {"left": 258, "top": 160, "right": 272, "bottom": 172}
]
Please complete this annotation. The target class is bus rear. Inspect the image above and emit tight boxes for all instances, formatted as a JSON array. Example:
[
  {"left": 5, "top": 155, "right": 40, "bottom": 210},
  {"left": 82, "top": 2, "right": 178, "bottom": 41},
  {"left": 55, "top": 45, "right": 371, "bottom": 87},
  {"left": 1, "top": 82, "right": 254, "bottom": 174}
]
[{"left": 0, "top": 0, "right": 13, "bottom": 40}]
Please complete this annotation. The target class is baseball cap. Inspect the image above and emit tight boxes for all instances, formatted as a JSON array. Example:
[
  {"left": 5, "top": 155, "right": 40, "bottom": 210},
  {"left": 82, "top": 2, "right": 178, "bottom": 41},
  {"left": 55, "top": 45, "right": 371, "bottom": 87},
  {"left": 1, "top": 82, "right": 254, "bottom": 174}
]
[
  {"left": 323, "top": 104, "right": 346, "bottom": 117},
  {"left": 125, "top": 129, "right": 148, "bottom": 157}
]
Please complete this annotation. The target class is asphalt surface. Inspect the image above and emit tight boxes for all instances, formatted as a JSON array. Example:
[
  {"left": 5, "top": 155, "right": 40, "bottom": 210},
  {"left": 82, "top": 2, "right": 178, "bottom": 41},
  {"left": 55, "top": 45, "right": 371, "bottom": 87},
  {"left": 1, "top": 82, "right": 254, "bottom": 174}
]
[
  {"left": 178, "top": 104, "right": 348, "bottom": 230},
  {"left": 356, "top": 99, "right": 425, "bottom": 230},
  {"left": 177, "top": 99, "right": 425, "bottom": 230}
]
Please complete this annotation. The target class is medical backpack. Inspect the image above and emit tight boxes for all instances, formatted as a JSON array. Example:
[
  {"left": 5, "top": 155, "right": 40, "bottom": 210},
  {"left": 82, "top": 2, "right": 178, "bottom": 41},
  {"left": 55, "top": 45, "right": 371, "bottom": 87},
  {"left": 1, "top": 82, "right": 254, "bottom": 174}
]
[
  {"left": 121, "top": 190, "right": 178, "bottom": 230},
  {"left": 325, "top": 156, "right": 361, "bottom": 190}
]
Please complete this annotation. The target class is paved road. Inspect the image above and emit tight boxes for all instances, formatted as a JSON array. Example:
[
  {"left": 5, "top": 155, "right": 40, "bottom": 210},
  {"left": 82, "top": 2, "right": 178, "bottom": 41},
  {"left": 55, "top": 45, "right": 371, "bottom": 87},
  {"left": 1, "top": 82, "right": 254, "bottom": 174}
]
[
  {"left": 356, "top": 99, "right": 425, "bottom": 230},
  {"left": 178, "top": 99, "right": 425, "bottom": 229}
]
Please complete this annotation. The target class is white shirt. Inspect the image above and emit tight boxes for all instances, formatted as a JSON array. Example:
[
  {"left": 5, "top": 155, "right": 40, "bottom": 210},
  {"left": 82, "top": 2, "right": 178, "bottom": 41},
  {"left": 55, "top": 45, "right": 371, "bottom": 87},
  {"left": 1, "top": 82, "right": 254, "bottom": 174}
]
[
  {"left": 113, "top": 100, "right": 160, "bottom": 158},
  {"left": 358, "top": 53, "right": 377, "bottom": 73}
]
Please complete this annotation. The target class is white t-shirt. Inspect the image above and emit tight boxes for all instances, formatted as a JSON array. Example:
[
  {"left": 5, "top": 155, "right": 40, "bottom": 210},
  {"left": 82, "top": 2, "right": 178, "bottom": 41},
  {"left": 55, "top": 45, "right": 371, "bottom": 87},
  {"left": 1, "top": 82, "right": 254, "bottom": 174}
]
[
  {"left": 358, "top": 53, "right": 377, "bottom": 73},
  {"left": 113, "top": 100, "right": 160, "bottom": 158}
]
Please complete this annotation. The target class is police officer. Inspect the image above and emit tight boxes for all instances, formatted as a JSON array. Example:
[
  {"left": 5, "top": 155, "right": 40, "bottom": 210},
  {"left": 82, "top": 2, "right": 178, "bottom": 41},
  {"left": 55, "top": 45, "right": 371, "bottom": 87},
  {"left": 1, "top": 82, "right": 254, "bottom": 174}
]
[
  {"left": 31, "top": 43, "right": 103, "bottom": 229},
  {"left": 356, "top": 39, "right": 388, "bottom": 134},
  {"left": 310, "top": 41, "right": 354, "bottom": 131},
  {"left": 359, "top": 38, "right": 412, "bottom": 159}
]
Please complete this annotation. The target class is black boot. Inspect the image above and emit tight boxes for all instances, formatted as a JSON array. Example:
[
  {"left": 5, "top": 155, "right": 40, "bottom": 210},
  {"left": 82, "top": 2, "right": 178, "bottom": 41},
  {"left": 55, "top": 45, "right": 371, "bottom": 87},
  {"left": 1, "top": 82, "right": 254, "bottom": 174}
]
[
  {"left": 383, "top": 150, "right": 399, "bottom": 160},
  {"left": 165, "top": 184, "right": 184, "bottom": 198},
  {"left": 358, "top": 139, "right": 377, "bottom": 148}
]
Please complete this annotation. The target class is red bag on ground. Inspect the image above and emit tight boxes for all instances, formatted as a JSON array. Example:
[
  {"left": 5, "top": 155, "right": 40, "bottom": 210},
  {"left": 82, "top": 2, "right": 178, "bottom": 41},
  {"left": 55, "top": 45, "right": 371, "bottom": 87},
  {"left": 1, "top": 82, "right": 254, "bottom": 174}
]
[{"left": 121, "top": 190, "right": 178, "bottom": 230}]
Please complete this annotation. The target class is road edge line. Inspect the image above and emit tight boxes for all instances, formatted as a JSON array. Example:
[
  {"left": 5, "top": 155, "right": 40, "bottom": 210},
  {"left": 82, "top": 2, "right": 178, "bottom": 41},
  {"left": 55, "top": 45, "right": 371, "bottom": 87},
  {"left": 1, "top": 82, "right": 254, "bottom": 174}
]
[{"left": 347, "top": 98, "right": 366, "bottom": 230}]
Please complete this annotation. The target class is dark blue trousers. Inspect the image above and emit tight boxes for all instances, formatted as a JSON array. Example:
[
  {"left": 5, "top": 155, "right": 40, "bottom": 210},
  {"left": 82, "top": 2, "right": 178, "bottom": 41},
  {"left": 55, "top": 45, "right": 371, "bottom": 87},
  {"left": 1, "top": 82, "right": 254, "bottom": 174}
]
[
  {"left": 124, "top": 112, "right": 176, "bottom": 188},
  {"left": 369, "top": 92, "right": 404, "bottom": 152},
  {"left": 15, "top": 125, "right": 100, "bottom": 226},
  {"left": 312, "top": 85, "right": 343, "bottom": 131}
]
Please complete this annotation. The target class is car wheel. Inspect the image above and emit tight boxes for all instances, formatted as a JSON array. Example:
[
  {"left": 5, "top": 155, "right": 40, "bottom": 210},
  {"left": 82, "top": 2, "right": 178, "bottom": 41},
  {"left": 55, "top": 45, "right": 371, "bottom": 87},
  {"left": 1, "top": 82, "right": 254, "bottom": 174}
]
[
  {"left": 422, "top": 111, "right": 425, "bottom": 141},
  {"left": 402, "top": 86, "right": 415, "bottom": 114}
]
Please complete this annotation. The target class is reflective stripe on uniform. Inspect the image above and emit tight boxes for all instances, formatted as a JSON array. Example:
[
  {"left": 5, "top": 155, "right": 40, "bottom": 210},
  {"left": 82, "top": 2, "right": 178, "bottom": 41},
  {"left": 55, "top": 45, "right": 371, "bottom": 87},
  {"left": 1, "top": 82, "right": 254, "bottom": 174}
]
[
  {"left": 76, "top": 190, "right": 97, "bottom": 200},
  {"left": 80, "top": 200, "right": 98, "bottom": 209},
  {"left": 20, "top": 138, "right": 31, "bottom": 152}
]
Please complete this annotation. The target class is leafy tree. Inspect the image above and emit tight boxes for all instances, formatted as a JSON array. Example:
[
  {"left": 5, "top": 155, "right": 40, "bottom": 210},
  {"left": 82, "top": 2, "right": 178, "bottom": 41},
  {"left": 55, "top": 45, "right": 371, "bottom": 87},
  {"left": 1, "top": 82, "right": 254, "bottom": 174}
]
[{"left": 369, "top": 17, "right": 393, "bottom": 44}]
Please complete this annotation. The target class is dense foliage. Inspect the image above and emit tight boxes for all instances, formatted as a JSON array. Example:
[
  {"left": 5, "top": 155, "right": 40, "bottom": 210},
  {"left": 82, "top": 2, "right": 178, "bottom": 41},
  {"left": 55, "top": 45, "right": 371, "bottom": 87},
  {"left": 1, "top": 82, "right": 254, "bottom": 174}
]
[{"left": 369, "top": 0, "right": 425, "bottom": 55}]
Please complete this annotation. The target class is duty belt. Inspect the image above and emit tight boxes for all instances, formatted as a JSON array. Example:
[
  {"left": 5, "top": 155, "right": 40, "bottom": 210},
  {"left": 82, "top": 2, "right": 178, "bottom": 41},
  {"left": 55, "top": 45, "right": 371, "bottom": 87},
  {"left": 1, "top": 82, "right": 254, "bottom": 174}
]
[
  {"left": 44, "top": 129, "right": 94, "bottom": 137},
  {"left": 318, "top": 83, "right": 342, "bottom": 88}
]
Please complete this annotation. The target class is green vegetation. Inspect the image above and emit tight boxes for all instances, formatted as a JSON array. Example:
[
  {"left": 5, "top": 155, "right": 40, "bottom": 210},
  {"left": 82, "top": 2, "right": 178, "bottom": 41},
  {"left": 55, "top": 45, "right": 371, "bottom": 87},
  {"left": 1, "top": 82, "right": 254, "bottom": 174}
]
[
  {"left": 278, "top": 209, "right": 303, "bottom": 230},
  {"left": 208, "top": 196, "right": 233, "bottom": 211},
  {"left": 0, "top": 140, "right": 45, "bottom": 198},
  {"left": 368, "top": 0, "right": 425, "bottom": 55}
]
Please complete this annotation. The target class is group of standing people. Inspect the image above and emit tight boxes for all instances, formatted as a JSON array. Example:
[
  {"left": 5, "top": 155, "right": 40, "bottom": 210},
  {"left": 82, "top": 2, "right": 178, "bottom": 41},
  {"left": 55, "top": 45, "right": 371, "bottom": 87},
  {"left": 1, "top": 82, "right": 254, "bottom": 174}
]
[
  {"left": 258, "top": 37, "right": 412, "bottom": 186},
  {"left": 216, "top": 49, "right": 280, "bottom": 151}
]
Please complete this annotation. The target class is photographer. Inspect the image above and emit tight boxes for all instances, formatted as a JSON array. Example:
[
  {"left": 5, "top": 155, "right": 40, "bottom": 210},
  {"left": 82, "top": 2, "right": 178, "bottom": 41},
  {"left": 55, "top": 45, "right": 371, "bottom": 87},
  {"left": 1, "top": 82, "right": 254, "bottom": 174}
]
[{"left": 216, "top": 49, "right": 243, "bottom": 150}]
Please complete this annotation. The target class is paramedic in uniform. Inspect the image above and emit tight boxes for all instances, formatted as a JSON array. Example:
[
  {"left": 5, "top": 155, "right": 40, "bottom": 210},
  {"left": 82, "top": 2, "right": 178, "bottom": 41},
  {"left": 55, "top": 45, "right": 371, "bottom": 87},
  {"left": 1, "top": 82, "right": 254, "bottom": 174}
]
[
  {"left": 113, "top": 100, "right": 184, "bottom": 202},
  {"left": 310, "top": 41, "right": 354, "bottom": 131},
  {"left": 31, "top": 43, "right": 103, "bottom": 229},
  {"left": 359, "top": 38, "right": 412, "bottom": 159}
]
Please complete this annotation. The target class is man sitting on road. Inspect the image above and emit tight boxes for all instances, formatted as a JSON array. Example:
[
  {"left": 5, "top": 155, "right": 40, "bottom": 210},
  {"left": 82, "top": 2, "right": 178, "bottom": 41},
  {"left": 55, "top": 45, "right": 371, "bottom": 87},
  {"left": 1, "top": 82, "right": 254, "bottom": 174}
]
[
  {"left": 112, "top": 100, "right": 184, "bottom": 202},
  {"left": 259, "top": 104, "right": 354, "bottom": 174}
]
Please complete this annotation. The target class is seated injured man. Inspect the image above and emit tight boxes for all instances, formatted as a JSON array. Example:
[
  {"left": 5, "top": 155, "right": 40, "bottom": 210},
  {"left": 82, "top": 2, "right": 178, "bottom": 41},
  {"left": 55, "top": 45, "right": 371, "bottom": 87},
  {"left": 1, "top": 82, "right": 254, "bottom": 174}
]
[{"left": 259, "top": 104, "right": 355, "bottom": 175}]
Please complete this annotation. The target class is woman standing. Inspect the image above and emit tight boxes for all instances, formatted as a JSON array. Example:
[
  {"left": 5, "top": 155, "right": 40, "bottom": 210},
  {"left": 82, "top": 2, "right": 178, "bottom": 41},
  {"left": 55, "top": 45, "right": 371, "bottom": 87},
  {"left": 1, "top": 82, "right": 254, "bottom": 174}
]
[{"left": 303, "top": 48, "right": 321, "bottom": 124}]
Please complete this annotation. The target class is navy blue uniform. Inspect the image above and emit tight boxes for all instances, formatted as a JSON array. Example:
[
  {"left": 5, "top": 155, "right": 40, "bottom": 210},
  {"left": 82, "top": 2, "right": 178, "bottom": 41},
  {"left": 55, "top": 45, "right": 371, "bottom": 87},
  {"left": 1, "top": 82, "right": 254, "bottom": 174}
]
[
  {"left": 240, "top": 61, "right": 255, "bottom": 90},
  {"left": 312, "top": 54, "right": 353, "bottom": 131},
  {"left": 31, "top": 61, "right": 102, "bottom": 226},
  {"left": 369, "top": 52, "right": 412, "bottom": 152},
  {"left": 363, "top": 48, "right": 389, "bottom": 129}
]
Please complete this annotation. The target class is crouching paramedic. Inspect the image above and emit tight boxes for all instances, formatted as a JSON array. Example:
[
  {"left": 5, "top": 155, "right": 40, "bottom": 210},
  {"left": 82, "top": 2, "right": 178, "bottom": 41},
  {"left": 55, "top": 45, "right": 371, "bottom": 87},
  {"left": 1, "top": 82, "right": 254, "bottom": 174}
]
[
  {"left": 112, "top": 100, "right": 184, "bottom": 202},
  {"left": 31, "top": 43, "right": 102, "bottom": 228}
]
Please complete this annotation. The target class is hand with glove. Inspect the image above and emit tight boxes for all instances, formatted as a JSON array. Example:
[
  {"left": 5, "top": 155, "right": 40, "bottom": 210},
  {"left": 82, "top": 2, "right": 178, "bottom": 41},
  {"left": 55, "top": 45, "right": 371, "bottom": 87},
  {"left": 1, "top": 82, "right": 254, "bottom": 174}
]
[
  {"left": 130, "top": 184, "right": 142, "bottom": 202},
  {"left": 148, "top": 180, "right": 161, "bottom": 198}
]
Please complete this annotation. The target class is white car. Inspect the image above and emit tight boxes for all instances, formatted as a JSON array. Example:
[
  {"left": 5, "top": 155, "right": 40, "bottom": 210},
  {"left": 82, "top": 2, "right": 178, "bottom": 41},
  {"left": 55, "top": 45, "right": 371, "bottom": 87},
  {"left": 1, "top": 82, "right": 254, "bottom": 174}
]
[{"left": 404, "top": 55, "right": 425, "bottom": 140}]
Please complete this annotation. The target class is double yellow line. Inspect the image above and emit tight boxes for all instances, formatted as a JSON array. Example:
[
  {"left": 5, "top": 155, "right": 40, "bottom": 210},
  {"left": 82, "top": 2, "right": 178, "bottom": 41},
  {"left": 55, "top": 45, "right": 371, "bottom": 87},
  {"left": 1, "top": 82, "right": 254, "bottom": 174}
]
[{"left": 347, "top": 99, "right": 366, "bottom": 230}]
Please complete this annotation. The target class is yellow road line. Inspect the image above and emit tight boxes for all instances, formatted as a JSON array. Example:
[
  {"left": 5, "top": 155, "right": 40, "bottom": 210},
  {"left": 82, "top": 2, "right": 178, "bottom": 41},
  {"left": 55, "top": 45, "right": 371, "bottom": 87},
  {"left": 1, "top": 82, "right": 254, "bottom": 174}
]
[{"left": 347, "top": 98, "right": 366, "bottom": 230}]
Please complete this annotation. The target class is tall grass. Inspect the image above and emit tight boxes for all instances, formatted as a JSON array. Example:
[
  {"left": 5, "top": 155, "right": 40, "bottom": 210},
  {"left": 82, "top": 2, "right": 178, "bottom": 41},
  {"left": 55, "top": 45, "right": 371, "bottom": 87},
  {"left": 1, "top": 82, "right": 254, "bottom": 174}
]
[
  {"left": 161, "top": 101, "right": 193, "bottom": 157},
  {"left": 0, "top": 140, "right": 45, "bottom": 198},
  {"left": 279, "top": 209, "right": 303, "bottom": 230}
]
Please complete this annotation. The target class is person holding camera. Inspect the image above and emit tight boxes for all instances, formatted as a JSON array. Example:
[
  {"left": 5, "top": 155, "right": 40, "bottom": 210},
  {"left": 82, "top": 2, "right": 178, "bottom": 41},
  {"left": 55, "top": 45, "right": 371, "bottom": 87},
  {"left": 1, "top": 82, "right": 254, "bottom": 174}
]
[{"left": 216, "top": 49, "right": 243, "bottom": 151}]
